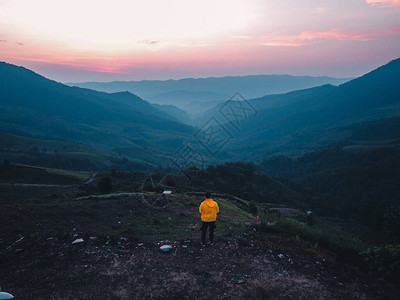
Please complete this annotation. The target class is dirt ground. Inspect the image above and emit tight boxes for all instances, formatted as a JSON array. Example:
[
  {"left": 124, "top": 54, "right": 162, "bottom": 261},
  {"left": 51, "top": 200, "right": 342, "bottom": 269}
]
[
  {"left": 1, "top": 183, "right": 399, "bottom": 299},
  {"left": 1, "top": 231, "right": 399, "bottom": 299}
]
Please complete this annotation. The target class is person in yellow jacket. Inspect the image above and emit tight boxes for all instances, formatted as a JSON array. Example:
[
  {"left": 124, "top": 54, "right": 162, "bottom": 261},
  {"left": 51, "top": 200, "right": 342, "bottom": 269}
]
[{"left": 199, "top": 192, "right": 219, "bottom": 246}]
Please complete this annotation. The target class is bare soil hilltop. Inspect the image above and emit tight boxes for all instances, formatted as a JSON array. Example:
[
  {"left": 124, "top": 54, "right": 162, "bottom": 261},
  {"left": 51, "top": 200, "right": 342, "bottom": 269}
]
[{"left": 0, "top": 169, "right": 399, "bottom": 299}]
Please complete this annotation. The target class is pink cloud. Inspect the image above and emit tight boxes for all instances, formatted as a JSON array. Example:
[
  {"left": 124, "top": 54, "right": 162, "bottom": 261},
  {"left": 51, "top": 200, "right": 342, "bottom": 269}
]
[
  {"left": 366, "top": 0, "right": 400, "bottom": 9},
  {"left": 260, "top": 28, "right": 400, "bottom": 47},
  {"left": 7, "top": 54, "right": 130, "bottom": 74}
]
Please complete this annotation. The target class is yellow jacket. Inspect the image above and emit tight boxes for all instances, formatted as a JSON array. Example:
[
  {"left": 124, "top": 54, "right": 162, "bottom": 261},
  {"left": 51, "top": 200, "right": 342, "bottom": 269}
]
[{"left": 199, "top": 198, "right": 219, "bottom": 222}]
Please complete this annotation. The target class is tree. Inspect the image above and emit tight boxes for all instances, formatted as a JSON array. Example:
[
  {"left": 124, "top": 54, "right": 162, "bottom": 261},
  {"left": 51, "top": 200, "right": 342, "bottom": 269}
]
[
  {"left": 164, "top": 175, "right": 176, "bottom": 187},
  {"left": 97, "top": 176, "right": 113, "bottom": 194},
  {"left": 3, "top": 159, "right": 11, "bottom": 168},
  {"left": 249, "top": 201, "right": 258, "bottom": 216},
  {"left": 383, "top": 205, "right": 400, "bottom": 242}
]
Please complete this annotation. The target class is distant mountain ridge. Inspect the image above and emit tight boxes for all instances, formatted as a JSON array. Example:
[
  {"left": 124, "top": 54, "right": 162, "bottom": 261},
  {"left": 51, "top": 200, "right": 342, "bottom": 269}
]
[
  {"left": 152, "top": 103, "right": 193, "bottom": 125},
  {"left": 68, "top": 74, "right": 352, "bottom": 107}
]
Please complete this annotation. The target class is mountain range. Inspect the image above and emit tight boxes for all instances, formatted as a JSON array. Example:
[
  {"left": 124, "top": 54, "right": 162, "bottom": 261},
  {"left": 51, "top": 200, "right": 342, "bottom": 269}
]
[
  {"left": 1, "top": 58, "right": 399, "bottom": 170},
  {"left": 69, "top": 74, "right": 351, "bottom": 117},
  {"left": 222, "top": 58, "right": 400, "bottom": 160}
]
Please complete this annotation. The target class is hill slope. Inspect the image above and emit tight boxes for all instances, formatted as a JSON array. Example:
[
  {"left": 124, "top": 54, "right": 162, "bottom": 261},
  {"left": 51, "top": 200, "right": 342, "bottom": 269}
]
[
  {"left": 223, "top": 58, "right": 400, "bottom": 160},
  {"left": 261, "top": 116, "right": 400, "bottom": 228},
  {"left": 0, "top": 133, "right": 154, "bottom": 171},
  {"left": 0, "top": 62, "right": 195, "bottom": 166},
  {"left": 1, "top": 182, "right": 398, "bottom": 299}
]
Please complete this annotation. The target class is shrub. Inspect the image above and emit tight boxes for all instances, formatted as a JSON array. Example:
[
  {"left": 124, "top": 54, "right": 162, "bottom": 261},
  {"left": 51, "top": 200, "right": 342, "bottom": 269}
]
[
  {"left": 164, "top": 175, "right": 177, "bottom": 187},
  {"left": 249, "top": 201, "right": 258, "bottom": 216},
  {"left": 361, "top": 245, "right": 400, "bottom": 282},
  {"left": 97, "top": 176, "right": 113, "bottom": 194},
  {"left": 306, "top": 213, "right": 316, "bottom": 227},
  {"left": 3, "top": 159, "right": 11, "bottom": 168},
  {"left": 383, "top": 206, "right": 400, "bottom": 242},
  {"left": 258, "top": 213, "right": 366, "bottom": 261}
]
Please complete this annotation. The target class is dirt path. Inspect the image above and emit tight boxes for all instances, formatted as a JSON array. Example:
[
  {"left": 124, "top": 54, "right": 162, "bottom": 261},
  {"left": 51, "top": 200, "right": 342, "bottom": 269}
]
[{"left": 84, "top": 172, "right": 98, "bottom": 185}]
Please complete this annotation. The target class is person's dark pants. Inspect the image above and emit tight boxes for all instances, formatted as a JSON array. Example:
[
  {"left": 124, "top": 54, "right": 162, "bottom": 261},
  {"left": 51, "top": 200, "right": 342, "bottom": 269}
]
[{"left": 201, "top": 221, "right": 216, "bottom": 244}]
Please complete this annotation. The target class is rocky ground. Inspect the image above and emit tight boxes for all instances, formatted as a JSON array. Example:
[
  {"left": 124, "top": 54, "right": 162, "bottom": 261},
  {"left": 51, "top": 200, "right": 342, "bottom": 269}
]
[
  {"left": 0, "top": 183, "right": 399, "bottom": 299},
  {"left": 1, "top": 230, "right": 399, "bottom": 299}
]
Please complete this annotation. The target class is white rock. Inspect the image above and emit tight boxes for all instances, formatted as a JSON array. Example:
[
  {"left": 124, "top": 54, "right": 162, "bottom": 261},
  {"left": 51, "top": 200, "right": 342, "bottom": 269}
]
[
  {"left": 72, "top": 238, "right": 84, "bottom": 244},
  {"left": 0, "top": 288, "right": 14, "bottom": 300},
  {"left": 160, "top": 245, "right": 173, "bottom": 252}
]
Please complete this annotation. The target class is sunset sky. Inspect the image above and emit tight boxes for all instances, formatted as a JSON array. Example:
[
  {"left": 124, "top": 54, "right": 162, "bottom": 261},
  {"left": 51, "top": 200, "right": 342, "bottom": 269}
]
[{"left": 1, "top": 0, "right": 399, "bottom": 82}]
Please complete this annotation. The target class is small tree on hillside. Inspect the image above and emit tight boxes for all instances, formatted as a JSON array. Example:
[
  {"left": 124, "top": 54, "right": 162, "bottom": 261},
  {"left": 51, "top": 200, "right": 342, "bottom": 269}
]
[
  {"left": 97, "top": 176, "right": 113, "bottom": 194},
  {"left": 249, "top": 201, "right": 258, "bottom": 216},
  {"left": 383, "top": 205, "right": 400, "bottom": 242},
  {"left": 3, "top": 159, "right": 11, "bottom": 168},
  {"left": 164, "top": 175, "right": 176, "bottom": 187}
]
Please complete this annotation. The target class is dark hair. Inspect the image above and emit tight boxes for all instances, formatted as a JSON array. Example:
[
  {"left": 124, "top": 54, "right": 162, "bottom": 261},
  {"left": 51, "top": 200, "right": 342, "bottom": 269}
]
[{"left": 205, "top": 192, "right": 211, "bottom": 199}]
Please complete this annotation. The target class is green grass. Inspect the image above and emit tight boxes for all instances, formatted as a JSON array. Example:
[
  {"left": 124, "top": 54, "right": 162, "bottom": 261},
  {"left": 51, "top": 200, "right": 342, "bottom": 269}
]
[
  {"left": 76, "top": 192, "right": 144, "bottom": 200},
  {"left": 120, "top": 196, "right": 256, "bottom": 241},
  {"left": 0, "top": 133, "right": 151, "bottom": 171},
  {"left": 0, "top": 192, "right": 255, "bottom": 242},
  {"left": 0, "top": 163, "right": 91, "bottom": 184},
  {"left": 0, "top": 133, "right": 101, "bottom": 154},
  {"left": 215, "top": 197, "right": 255, "bottom": 236},
  {"left": 258, "top": 211, "right": 367, "bottom": 257},
  {"left": 45, "top": 167, "right": 92, "bottom": 182},
  {"left": 0, "top": 133, "right": 39, "bottom": 148}
]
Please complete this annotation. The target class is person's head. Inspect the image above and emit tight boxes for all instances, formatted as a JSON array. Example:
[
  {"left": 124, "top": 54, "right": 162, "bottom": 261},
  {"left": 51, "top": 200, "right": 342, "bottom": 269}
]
[{"left": 205, "top": 192, "right": 211, "bottom": 199}]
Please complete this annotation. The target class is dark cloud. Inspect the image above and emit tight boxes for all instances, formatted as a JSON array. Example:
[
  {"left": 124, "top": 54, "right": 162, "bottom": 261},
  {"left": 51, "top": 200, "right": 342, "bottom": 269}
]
[{"left": 0, "top": 39, "right": 23, "bottom": 45}]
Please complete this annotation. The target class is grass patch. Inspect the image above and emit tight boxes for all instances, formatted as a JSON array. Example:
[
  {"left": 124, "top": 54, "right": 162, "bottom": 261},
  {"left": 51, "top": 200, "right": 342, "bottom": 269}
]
[
  {"left": 0, "top": 193, "right": 255, "bottom": 242},
  {"left": 0, "top": 163, "right": 91, "bottom": 184},
  {"left": 258, "top": 210, "right": 367, "bottom": 261},
  {"left": 361, "top": 245, "right": 400, "bottom": 282},
  {"left": 46, "top": 168, "right": 91, "bottom": 182}
]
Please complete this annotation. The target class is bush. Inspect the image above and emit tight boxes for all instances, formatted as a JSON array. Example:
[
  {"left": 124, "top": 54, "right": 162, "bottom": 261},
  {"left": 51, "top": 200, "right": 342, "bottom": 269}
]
[
  {"left": 361, "top": 245, "right": 400, "bottom": 282},
  {"left": 258, "top": 213, "right": 366, "bottom": 260},
  {"left": 249, "top": 201, "right": 258, "bottom": 216},
  {"left": 97, "top": 176, "right": 113, "bottom": 194},
  {"left": 306, "top": 213, "right": 316, "bottom": 227},
  {"left": 383, "top": 206, "right": 400, "bottom": 242},
  {"left": 3, "top": 159, "right": 11, "bottom": 168},
  {"left": 164, "top": 175, "right": 177, "bottom": 187}
]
